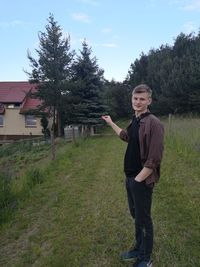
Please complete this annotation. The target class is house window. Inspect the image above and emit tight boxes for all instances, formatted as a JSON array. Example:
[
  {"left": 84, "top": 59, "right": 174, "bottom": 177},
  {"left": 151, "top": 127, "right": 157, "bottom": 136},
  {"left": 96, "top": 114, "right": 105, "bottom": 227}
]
[
  {"left": 7, "top": 104, "right": 15, "bottom": 109},
  {"left": 25, "top": 115, "right": 37, "bottom": 127},
  {"left": 7, "top": 104, "right": 20, "bottom": 108},
  {"left": 0, "top": 115, "right": 3, "bottom": 127}
]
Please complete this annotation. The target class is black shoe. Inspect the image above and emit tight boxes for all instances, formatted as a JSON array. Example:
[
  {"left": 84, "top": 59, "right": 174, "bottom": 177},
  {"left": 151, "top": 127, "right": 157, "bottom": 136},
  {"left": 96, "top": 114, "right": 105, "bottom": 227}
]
[
  {"left": 132, "top": 259, "right": 153, "bottom": 267},
  {"left": 120, "top": 248, "right": 139, "bottom": 261}
]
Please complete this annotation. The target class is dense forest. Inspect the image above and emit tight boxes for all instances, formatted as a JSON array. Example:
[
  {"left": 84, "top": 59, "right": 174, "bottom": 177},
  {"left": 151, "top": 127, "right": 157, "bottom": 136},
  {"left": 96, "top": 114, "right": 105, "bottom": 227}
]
[
  {"left": 27, "top": 15, "right": 200, "bottom": 137},
  {"left": 125, "top": 32, "right": 200, "bottom": 116}
]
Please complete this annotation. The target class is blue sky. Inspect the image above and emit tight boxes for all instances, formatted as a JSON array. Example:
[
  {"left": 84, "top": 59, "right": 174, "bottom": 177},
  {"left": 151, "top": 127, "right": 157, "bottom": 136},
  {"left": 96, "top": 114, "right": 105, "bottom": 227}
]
[{"left": 0, "top": 0, "right": 200, "bottom": 82}]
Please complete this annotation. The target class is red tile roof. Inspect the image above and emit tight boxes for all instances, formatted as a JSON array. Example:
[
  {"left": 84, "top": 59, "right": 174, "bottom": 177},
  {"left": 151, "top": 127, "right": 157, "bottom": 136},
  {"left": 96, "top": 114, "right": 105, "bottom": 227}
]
[
  {"left": 0, "top": 82, "right": 42, "bottom": 113},
  {"left": 20, "top": 93, "right": 41, "bottom": 114},
  {"left": 0, "top": 82, "right": 36, "bottom": 103}
]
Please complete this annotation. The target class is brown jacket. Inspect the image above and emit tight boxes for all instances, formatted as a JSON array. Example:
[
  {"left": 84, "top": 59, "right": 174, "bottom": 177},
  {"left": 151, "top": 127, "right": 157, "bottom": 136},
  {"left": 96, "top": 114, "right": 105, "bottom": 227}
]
[{"left": 120, "top": 114, "right": 164, "bottom": 185}]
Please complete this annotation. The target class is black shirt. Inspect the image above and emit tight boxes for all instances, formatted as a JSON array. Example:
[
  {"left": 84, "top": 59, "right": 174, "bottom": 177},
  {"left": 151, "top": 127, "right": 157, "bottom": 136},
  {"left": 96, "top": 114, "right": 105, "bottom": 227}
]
[
  {"left": 124, "top": 112, "right": 150, "bottom": 177},
  {"left": 124, "top": 115, "right": 142, "bottom": 177}
]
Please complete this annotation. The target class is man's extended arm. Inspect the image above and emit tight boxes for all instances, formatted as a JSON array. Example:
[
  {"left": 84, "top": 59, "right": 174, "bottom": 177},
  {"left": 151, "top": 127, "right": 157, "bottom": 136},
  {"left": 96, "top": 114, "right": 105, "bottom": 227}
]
[{"left": 101, "top": 115, "right": 122, "bottom": 136}]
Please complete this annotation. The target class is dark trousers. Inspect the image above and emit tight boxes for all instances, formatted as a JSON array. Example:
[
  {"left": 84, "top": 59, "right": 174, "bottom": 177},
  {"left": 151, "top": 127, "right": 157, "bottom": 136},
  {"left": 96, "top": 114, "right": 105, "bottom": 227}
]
[{"left": 126, "top": 177, "right": 153, "bottom": 261}]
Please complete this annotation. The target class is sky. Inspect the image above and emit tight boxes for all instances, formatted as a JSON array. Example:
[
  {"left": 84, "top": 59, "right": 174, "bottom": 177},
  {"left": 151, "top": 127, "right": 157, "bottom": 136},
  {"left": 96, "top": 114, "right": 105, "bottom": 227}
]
[{"left": 0, "top": 0, "right": 200, "bottom": 82}]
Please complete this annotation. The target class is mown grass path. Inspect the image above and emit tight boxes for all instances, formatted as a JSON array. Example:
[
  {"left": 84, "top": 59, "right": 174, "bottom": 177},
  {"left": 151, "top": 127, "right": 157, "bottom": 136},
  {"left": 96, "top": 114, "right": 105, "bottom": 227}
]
[{"left": 0, "top": 129, "right": 200, "bottom": 266}]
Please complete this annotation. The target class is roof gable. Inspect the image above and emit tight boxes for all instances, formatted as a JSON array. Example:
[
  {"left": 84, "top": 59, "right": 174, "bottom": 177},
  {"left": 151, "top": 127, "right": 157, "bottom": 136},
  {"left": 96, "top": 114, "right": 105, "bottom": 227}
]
[{"left": 0, "top": 82, "right": 42, "bottom": 113}]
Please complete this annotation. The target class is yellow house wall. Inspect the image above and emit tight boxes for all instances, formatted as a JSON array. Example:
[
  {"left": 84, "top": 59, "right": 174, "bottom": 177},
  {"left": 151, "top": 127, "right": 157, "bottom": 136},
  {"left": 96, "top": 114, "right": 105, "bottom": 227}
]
[{"left": 0, "top": 108, "right": 43, "bottom": 136}]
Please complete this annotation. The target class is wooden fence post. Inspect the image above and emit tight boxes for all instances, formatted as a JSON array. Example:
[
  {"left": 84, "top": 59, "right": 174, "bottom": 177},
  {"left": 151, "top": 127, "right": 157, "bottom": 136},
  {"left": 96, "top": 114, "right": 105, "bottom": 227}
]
[{"left": 168, "top": 113, "right": 172, "bottom": 135}]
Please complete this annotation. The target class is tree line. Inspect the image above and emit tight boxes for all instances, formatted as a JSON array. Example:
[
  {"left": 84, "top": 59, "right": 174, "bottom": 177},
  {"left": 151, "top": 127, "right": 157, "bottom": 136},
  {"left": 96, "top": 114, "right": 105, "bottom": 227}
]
[
  {"left": 125, "top": 32, "right": 200, "bottom": 115},
  {"left": 27, "top": 14, "right": 200, "bottom": 143}
]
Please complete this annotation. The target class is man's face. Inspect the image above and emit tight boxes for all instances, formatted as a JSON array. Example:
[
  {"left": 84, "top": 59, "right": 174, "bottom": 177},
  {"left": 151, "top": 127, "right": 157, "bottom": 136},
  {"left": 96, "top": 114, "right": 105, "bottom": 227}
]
[{"left": 132, "top": 92, "right": 152, "bottom": 113}]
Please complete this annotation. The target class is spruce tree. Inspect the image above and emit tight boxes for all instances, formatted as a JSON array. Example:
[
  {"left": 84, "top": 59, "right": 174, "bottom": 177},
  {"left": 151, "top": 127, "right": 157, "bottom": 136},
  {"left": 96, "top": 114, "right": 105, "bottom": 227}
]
[
  {"left": 26, "top": 14, "right": 74, "bottom": 159},
  {"left": 70, "top": 40, "right": 105, "bottom": 134}
]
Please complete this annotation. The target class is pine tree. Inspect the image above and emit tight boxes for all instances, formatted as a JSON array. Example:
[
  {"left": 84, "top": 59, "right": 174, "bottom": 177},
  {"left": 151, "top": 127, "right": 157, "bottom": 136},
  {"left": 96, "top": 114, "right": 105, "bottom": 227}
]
[
  {"left": 70, "top": 40, "right": 105, "bottom": 134},
  {"left": 26, "top": 14, "right": 74, "bottom": 159}
]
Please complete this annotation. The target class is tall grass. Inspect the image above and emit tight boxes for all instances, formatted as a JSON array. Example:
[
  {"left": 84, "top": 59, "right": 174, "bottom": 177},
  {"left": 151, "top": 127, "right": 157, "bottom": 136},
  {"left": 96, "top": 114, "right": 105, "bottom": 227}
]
[
  {"left": 0, "top": 140, "right": 51, "bottom": 224},
  {"left": 165, "top": 115, "right": 200, "bottom": 153}
]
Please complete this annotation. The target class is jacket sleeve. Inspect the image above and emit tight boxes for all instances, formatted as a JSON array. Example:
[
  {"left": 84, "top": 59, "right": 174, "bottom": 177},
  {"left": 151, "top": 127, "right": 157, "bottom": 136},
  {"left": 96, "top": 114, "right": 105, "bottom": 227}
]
[
  {"left": 143, "top": 120, "right": 164, "bottom": 169},
  {"left": 119, "top": 129, "right": 129, "bottom": 142}
]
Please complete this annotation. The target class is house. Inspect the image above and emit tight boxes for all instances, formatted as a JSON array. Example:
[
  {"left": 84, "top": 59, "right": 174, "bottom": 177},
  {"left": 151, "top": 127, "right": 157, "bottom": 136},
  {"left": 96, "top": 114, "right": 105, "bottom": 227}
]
[{"left": 0, "top": 81, "right": 44, "bottom": 142}]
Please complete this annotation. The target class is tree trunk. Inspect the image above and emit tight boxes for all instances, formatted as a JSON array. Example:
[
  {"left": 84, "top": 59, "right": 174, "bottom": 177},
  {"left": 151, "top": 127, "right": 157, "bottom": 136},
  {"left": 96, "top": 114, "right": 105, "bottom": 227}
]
[
  {"left": 51, "top": 108, "right": 56, "bottom": 160},
  {"left": 57, "top": 111, "right": 62, "bottom": 137},
  {"left": 168, "top": 113, "right": 172, "bottom": 136},
  {"left": 50, "top": 127, "right": 55, "bottom": 161}
]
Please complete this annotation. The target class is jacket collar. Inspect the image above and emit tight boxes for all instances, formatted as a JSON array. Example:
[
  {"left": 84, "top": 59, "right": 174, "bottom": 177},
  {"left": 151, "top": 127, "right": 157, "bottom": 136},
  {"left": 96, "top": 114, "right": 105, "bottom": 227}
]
[{"left": 134, "top": 111, "right": 151, "bottom": 121}]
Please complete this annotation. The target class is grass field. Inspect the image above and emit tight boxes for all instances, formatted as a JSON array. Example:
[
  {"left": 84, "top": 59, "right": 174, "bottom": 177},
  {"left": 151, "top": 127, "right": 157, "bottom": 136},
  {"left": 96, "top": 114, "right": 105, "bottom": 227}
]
[{"left": 0, "top": 117, "right": 200, "bottom": 267}]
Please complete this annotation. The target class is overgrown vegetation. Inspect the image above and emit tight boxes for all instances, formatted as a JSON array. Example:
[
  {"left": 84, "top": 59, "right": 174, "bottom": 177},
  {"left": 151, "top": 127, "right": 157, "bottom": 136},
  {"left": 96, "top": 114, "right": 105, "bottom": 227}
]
[{"left": 0, "top": 117, "right": 199, "bottom": 266}]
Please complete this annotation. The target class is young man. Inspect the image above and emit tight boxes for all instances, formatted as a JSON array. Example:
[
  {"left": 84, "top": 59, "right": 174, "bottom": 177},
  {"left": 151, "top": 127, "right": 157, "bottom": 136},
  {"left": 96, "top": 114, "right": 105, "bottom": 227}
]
[{"left": 102, "top": 84, "right": 164, "bottom": 267}]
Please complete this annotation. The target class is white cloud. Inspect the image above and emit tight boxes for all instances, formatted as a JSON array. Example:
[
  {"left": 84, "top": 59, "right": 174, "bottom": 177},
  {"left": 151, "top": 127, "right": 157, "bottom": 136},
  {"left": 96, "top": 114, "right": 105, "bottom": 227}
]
[
  {"left": 71, "top": 13, "right": 90, "bottom": 23},
  {"left": 102, "top": 43, "right": 117, "bottom": 48},
  {"left": 183, "top": 21, "right": 198, "bottom": 33}
]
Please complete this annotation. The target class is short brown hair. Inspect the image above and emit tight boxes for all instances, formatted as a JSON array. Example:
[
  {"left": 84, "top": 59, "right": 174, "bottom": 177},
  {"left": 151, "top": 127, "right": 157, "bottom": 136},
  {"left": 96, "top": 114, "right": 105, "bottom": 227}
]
[{"left": 132, "top": 84, "right": 152, "bottom": 97}]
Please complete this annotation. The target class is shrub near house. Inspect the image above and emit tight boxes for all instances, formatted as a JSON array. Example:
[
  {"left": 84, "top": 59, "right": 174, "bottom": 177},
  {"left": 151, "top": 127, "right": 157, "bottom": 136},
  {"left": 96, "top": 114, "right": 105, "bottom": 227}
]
[{"left": 0, "top": 82, "right": 43, "bottom": 142}]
